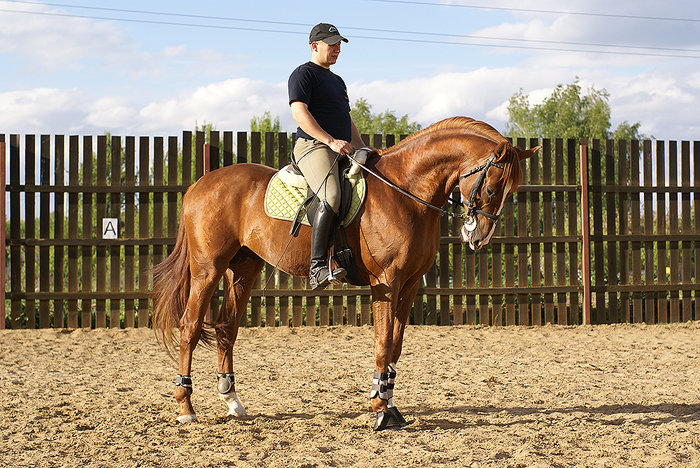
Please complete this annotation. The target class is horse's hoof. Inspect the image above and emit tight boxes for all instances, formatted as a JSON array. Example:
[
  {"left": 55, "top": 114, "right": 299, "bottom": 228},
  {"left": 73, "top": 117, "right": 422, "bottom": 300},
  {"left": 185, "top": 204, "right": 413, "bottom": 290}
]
[
  {"left": 176, "top": 414, "right": 198, "bottom": 424},
  {"left": 374, "top": 407, "right": 408, "bottom": 431}
]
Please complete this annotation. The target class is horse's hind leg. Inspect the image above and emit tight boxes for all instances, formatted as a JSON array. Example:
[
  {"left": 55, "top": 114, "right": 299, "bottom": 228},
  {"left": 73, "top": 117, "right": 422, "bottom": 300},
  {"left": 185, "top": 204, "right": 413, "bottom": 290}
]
[
  {"left": 174, "top": 261, "right": 224, "bottom": 423},
  {"left": 215, "top": 255, "right": 264, "bottom": 417}
]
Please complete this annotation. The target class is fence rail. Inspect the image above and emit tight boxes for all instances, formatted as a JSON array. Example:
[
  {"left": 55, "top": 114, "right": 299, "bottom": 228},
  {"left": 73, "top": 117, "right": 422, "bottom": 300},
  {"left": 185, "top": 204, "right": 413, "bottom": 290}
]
[{"left": 2, "top": 132, "right": 698, "bottom": 329}]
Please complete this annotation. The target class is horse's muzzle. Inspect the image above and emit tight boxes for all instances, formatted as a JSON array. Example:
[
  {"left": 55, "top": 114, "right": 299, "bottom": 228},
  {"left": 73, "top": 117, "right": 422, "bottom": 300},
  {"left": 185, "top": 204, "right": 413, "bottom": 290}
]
[{"left": 461, "top": 223, "right": 482, "bottom": 250}]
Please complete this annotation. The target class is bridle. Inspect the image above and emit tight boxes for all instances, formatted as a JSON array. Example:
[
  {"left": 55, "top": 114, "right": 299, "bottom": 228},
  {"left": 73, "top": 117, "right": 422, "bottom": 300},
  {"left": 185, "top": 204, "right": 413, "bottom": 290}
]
[
  {"left": 347, "top": 149, "right": 506, "bottom": 225},
  {"left": 458, "top": 152, "right": 505, "bottom": 227}
]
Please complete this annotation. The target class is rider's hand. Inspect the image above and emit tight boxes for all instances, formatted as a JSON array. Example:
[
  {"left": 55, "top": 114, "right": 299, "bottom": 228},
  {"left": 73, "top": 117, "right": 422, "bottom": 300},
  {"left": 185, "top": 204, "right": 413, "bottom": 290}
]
[{"left": 328, "top": 138, "right": 354, "bottom": 156}]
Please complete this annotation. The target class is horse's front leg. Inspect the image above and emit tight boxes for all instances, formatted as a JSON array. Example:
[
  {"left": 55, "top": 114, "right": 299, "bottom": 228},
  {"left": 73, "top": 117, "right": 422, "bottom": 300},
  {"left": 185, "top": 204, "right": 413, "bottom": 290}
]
[{"left": 370, "top": 282, "right": 408, "bottom": 430}]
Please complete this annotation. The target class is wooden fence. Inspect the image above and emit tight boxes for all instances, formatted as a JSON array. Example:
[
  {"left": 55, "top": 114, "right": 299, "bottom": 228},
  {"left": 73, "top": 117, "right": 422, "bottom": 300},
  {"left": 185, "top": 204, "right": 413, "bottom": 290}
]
[{"left": 2, "top": 132, "right": 698, "bottom": 329}]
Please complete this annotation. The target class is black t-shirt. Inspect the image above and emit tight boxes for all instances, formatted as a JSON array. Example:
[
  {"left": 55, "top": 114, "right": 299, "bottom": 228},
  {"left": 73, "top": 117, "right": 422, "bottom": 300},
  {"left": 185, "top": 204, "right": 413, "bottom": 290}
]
[{"left": 288, "top": 61, "right": 351, "bottom": 141}]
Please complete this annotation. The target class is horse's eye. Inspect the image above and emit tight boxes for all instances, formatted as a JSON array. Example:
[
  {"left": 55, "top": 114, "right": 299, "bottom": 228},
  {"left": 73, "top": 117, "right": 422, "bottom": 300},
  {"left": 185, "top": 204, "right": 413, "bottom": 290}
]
[{"left": 486, "top": 186, "right": 495, "bottom": 199}]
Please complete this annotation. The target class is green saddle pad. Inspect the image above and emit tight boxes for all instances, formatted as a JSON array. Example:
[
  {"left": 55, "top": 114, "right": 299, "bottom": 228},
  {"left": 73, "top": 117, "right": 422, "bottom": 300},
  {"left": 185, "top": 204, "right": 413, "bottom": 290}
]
[{"left": 264, "top": 167, "right": 367, "bottom": 227}]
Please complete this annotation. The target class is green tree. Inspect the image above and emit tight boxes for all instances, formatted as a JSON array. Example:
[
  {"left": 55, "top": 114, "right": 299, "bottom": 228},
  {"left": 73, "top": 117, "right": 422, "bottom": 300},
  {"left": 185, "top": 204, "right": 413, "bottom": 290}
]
[
  {"left": 250, "top": 111, "right": 281, "bottom": 134},
  {"left": 505, "top": 79, "right": 646, "bottom": 140},
  {"left": 350, "top": 98, "right": 422, "bottom": 135}
]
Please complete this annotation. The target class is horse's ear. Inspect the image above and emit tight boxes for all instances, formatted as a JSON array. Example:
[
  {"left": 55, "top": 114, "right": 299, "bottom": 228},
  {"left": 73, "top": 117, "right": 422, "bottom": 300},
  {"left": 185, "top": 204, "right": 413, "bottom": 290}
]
[
  {"left": 493, "top": 141, "right": 510, "bottom": 160},
  {"left": 519, "top": 145, "right": 541, "bottom": 161}
]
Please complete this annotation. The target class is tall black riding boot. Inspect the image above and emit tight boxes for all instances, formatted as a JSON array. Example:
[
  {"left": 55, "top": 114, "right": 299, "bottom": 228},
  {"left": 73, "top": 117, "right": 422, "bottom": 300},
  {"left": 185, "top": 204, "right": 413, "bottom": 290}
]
[{"left": 309, "top": 202, "right": 347, "bottom": 290}]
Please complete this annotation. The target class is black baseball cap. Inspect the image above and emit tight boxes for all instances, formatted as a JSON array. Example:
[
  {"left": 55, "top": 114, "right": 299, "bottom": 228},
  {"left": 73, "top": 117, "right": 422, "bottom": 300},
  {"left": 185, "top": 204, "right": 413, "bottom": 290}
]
[{"left": 309, "top": 23, "right": 348, "bottom": 44}]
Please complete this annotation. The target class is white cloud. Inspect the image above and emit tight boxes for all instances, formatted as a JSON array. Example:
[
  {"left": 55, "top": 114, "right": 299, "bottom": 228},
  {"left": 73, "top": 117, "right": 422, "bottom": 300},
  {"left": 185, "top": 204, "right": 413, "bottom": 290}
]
[
  {"left": 0, "top": 3, "right": 130, "bottom": 70},
  {"left": 0, "top": 88, "right": 86, "bottom": 134}
]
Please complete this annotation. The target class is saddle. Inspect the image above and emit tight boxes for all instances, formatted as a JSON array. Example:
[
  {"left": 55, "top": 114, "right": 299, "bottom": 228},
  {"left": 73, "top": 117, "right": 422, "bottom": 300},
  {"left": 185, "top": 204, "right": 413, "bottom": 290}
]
[{"left": 263, "top": 148, "right": 374, "bottom": 286}]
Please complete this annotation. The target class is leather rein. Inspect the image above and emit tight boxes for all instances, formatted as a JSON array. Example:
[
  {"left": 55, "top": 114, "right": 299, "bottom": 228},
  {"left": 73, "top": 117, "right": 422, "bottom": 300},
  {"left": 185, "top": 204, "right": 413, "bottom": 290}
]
[{"left": 347, "top": 150, "right": 504, "bottom": 222}]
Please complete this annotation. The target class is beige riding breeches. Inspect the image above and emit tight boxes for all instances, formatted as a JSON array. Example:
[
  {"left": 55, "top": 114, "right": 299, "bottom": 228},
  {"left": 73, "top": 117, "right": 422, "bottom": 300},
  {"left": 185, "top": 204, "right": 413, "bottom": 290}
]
[{"left": 293, "top": 138, "right": 342, "bottom": 214}]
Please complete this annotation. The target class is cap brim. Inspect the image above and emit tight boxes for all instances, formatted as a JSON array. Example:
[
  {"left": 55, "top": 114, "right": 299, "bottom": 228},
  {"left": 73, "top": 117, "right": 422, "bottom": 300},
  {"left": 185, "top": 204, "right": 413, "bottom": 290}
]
[{"left": 321, "top": 34, "right": 348, "bottom": 44}]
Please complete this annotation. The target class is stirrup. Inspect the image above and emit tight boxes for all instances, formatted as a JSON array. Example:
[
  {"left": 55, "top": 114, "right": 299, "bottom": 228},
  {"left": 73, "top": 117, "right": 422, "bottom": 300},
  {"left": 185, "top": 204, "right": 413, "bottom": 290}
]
[
  {"left": 326, "top": 256, "right": 347, "bottom": 285},
  {"left": 309, "top": 264, "right": 346, "bottom": 290}
]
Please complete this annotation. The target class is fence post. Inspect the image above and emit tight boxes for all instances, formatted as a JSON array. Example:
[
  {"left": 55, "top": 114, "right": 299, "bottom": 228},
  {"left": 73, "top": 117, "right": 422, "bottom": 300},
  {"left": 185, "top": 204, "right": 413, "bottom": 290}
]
[
  {"left": 579, "top": 140, "right": 592, "bottom": 325},
  {"left": 0, "top": 141, "right": 5, "bottom": 330}
]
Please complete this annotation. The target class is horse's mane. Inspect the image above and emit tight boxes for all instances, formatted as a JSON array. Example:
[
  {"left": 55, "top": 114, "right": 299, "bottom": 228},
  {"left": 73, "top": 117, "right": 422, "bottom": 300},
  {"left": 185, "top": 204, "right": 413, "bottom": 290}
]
[
  {"left": 378, "top": 116, "right": 523, "bottom": 189},
  {"left": 380, "top": 117, "right": 507, "bottom": 153}
]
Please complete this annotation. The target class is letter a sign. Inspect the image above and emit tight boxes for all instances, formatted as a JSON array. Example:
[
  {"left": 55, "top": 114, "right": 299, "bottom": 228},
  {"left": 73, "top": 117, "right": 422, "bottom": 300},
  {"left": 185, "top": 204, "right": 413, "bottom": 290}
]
[{"left": 102, "top": 218, "right": 119, "bottom": 239}]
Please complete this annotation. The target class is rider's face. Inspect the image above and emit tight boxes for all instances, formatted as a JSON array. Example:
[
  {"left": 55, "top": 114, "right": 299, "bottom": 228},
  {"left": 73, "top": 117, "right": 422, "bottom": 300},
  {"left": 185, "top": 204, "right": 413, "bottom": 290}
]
[{"left": 312, "top": 41, "right": 341, "bottom": 68}]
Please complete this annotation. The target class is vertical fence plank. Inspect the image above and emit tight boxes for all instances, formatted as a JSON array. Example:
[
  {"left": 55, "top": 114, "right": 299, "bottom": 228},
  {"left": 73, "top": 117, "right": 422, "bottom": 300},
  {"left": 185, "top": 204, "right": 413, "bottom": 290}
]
[
  {"left": 478, "top": 245, "right": 489, "bottom": 325},
  {"left": 54, "top": 136, "right": 65, "bottom": 328},
  {"left": 124, "top": 136, "right": 136, "bottom": 328},
  {"left": 95, "top": 136, "right": 107, "bottom": 328},
  {"left": 452, "top": 199, "right": 465, "bottom": 325},
  {"left": 138, "top": 137, "right": 150, "bottom": 328},
  {"left": 153, "top": 137, "right": 164, "bottom": 273},
  {"left": 110, "top": 136, "right": 122, "bottom": 328},
  {"left": 39, "top": 135, "right": 50, "bottom": 328},
  {"left": 25, "top": 136, "right": 36, "bottom": 329},
  {"left": 249, "top": 132, "right": 262, "bottom": 327},
  {"left": 694, "top": 141, "right": 700, "bottom": 322},
  {"left": 223, "top": 131, "right": 234, "bottom": 167},
  {"left": 668, "top": 141, "right": 680, "bottom": 322},
  {"left": 516, "top": 138, "right": 529, "bottom": 325},
  {"left": 81, "top": 136, "right": 93, "bottom": 328},
  {"left": 67, "top": 136, "right": 80, "bottom": 328},
  {"left": 680, "top": 141, "right": 692, "bottom": 322},
  {"left": 491, "top": 238, "right": 503, "bottom": 326},
  {"left": 541, "top": 139, "right": 554, "bottom": 323},
  {"left": 504, "top": 199, "right": 516, "bottom": 326},
  {"left": 167, "top": 136, "right": 179, "bottom": 252},
  {"left": 605, "top": 140, "right": 619, "bottom": 322},
  {"left": 439, "top": 216, "right": 450, "bottom": 325},
  {"left": 567, "top": 139, "right": 580, "bottom": 324},
  {"left": 591, "top": 139, "right": 605, "bottom": 324},
  {"left": 555, "top": 139, "right": 567, "bottom": 324},
  {"left": 656, "top": 141, "right": 668, "bottom": 323},
  {"left": 9, "top": 135, "right": 21, "bottom": 328},
  {"left": 0, "top": 139, "right": 4, "bottom": 330},
  {"left": 292, "top": 276, "right": 303, "bottom": 327},
  {"left": 643, "top": 140, "right": 655, "bottom": 323},
  {"left": 630, "top": 141, "right": 643, "bottom": 322},
  {"left": 529, "top": 138, "right": 542, "bottom": 326},
  {"left": 618, "top": 140, "right": 631, "bottom": 322}
]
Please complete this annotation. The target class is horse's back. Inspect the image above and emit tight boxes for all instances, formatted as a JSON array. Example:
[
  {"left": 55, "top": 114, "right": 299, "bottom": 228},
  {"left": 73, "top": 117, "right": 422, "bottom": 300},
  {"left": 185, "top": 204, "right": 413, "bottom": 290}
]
[
  {"left": 183, "top": 163, "right": 274, "bottom": 209},
  {"left": 180, "top": 164, "right": 276, "bottom": 256}
]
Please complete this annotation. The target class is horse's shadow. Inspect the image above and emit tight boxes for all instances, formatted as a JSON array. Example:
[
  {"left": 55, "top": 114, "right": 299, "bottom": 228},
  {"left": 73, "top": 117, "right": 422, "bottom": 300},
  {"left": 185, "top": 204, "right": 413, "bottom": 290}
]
[
  {"left": 215, "top": 403, "right": 700, "bottom": 431},
  {"left": 408, "top": 402, "right": 700, "bottom": 430}
]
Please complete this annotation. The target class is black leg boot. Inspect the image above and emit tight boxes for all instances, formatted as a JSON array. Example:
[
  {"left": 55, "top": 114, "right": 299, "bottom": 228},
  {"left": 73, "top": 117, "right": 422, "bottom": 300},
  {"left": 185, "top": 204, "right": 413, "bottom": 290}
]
[{"left": 309, "top": 202, "right": 347, "bottom": 290}]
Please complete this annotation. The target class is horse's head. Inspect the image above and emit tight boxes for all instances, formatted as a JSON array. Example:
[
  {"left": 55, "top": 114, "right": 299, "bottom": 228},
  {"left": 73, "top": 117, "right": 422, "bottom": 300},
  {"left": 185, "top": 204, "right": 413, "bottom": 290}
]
[{"left": 458, "top": 141, "right": 540, "bottom": 250}]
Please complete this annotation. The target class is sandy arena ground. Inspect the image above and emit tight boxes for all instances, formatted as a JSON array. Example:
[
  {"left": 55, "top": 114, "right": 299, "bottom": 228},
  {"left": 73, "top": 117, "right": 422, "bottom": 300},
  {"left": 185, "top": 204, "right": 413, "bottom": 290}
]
[{"left": 1, "top": 323, "right": 699, "bottom": 467}]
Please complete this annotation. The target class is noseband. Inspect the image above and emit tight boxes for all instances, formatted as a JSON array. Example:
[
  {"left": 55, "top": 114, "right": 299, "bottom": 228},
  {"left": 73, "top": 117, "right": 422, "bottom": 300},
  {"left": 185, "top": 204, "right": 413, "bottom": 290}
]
[{"left": 459, "top": 152, "right": 505, "bottom": 222}]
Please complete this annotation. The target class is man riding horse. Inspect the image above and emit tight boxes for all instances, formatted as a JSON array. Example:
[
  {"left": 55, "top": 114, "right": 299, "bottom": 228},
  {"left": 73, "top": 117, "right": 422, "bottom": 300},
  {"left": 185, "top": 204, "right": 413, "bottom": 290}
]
[{"left": 288, "top": 23, "right": 366, "bottom": 290}]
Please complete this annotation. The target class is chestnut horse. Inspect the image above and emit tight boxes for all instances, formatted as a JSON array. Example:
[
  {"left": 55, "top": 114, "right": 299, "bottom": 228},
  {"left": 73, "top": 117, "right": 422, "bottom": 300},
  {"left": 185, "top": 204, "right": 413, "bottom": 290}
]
[{"left": 152, "top": 117, "right": 539, "bottom": 430}]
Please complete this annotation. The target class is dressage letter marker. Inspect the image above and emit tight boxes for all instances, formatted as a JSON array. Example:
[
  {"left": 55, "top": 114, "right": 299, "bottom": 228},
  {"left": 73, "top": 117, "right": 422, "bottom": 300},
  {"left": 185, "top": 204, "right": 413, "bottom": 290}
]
[{"left": 102, "top": 218, "right": 119, "bottom": 239}]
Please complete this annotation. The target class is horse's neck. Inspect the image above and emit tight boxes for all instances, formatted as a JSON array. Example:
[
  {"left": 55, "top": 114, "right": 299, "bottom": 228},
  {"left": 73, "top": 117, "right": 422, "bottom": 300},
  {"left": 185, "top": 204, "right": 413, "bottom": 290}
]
[{"left": 379, "top": 135, "right": 486, "bottom": 206}]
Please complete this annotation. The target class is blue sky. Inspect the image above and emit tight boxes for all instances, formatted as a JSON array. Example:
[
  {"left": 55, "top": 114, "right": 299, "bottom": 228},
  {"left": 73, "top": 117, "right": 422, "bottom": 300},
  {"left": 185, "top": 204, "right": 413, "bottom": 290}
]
[{"left": 1, "top": 0, "right": 699, "bottom": 139}]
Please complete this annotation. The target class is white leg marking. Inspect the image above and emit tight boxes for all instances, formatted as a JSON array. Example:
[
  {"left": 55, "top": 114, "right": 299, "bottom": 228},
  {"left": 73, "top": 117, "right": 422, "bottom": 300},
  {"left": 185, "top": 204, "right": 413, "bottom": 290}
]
[{"left": 219, "top": 391, "right": 248, "bottom": 417}]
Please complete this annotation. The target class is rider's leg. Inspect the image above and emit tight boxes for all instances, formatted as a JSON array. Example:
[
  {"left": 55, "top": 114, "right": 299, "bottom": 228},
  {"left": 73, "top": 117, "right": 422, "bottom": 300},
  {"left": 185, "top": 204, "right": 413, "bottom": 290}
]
[{"left": 293, "top": 138, "right": 346, "bottom": 289}]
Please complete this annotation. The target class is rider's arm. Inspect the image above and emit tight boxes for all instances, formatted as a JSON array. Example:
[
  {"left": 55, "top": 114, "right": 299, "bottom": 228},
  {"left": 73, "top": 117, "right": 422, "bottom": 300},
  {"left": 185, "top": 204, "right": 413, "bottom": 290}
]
[
  {"left": 349, "top": 119, "right": 366, "bottom": 150},
  {"left": 290, "top": 100, "right": 354, "bottom": 155}
]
